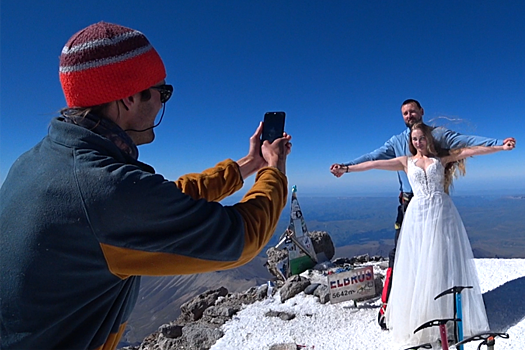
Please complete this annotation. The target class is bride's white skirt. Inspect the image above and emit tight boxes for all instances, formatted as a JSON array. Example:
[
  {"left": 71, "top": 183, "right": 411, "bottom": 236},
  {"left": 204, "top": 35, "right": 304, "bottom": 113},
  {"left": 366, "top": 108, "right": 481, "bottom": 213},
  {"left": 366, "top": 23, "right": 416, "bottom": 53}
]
[{"left": 385, "top": 193, "right": 489, "bottom": 347}]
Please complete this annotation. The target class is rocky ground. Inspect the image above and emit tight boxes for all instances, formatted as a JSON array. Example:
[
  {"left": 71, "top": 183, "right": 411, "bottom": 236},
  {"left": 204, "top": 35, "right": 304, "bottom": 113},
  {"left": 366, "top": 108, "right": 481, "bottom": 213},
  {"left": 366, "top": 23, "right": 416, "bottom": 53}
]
[{"left": 119, "top": 251, "right": 388, "bottom": 350}]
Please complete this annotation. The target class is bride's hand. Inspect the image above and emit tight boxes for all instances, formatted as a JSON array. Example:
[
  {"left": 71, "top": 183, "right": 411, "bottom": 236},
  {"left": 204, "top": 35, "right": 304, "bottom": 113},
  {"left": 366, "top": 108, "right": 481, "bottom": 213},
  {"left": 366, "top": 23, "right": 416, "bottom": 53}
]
[{"left": 503, "top": 138, "right": 516, "bottom": 151}]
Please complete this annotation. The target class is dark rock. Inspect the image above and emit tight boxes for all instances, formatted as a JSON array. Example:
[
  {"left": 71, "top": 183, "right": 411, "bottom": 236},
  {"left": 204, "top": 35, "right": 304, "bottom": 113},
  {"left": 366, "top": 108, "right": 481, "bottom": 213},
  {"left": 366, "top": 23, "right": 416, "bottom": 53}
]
[
  {"left": 332, "top": 257, "right": 354, "bottom": 266},
  {"left": 256, "top": 283, "right": 269, "bottom": 300},
  {"left": 265, "top": 310, "right": 296, "bottom": 321},
  {"left": 308, "top": 230, "right": 335, "bottom": 261},
  {"left": 303, "top": 283, "right": 320, "bottom": 295},
  {"left": 158, "top": 324, "right": 183, "bottom": 339},
  {"left": 313, "top": 284, "right": 330, "bottom": 304},
  {"left": 216, "top": 288, "right": 258, "bottom": 308},
  {"left": 204, "top": 305, "right": 238, "bottom": 318},
  {"left": 257, "top": 281, "right": 277, "bottom": 300},
  {"left": 180, "top": 323, "right": 224, "bottom": 349},
  {"left": 266, "top": 247, "right": 289, "bottom": 280},
  {"left": 269, "top": 343, "right": 298, "bottom": 350},
  {"left": 354, "top": 254, "right": 370, "bottom": 263},
  {"left": 370, "top": 255, "right": 385, "bottom": 262},
  {"left": 280, "top": 275, "right": 311, "bottom": 303},
  {"left": 179, "top": 286, "right": 228, "bottom": 322},
  {"left": 137, "top": 323, "right": 223, "bottom": 350},
  {"left": 201, "top": 305, "right": 239, "bottom": 326}
]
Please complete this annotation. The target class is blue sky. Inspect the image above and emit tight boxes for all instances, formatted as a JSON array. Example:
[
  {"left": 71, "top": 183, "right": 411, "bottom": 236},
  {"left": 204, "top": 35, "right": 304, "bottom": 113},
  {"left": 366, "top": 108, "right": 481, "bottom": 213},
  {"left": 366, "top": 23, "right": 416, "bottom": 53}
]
[{"left": 1, "top": 1, "right": 524, "bottom": 197}]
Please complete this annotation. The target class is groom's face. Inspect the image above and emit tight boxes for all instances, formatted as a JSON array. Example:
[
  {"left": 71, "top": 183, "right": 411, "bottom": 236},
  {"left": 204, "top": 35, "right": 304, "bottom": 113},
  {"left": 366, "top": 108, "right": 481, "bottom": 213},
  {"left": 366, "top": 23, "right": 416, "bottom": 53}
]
[{"left": 401, "top": 102, "right": 424, "bottom": 128}]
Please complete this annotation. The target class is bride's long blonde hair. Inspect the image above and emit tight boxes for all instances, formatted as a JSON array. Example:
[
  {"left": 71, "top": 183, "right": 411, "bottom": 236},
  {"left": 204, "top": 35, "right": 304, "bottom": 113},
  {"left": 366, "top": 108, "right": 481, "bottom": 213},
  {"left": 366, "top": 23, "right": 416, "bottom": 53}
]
[{"left": 408, "top": 122, "right": 466, "bottom": 194}]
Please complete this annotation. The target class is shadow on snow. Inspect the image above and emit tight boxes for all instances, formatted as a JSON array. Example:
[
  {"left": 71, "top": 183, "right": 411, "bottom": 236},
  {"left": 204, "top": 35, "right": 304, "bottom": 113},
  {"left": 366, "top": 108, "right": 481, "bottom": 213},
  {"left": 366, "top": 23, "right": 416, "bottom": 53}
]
[{"left": 484, "top": 276, "right": 525, "bottom": 332}]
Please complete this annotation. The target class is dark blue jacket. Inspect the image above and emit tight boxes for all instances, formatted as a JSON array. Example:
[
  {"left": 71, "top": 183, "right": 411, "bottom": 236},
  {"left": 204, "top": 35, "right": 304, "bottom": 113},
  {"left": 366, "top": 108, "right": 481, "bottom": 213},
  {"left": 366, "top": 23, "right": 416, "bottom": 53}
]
[{"left": 0, "top": 117, "right": 287, "bottom": 350}]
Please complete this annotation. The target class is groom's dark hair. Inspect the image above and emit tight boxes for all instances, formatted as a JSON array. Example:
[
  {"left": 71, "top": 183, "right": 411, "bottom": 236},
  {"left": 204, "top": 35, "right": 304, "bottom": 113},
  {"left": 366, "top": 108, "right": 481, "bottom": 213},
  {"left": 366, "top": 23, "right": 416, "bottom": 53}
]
[{"left": 401, "top": 99, "right": 422, "bottom": 109}]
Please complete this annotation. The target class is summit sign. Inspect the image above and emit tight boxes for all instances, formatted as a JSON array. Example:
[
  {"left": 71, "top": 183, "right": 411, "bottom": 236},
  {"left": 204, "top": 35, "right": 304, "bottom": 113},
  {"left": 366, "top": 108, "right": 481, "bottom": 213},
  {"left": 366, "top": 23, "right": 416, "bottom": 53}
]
[{"left": 327, "top": 266, "right": 375, "bottom": 304}]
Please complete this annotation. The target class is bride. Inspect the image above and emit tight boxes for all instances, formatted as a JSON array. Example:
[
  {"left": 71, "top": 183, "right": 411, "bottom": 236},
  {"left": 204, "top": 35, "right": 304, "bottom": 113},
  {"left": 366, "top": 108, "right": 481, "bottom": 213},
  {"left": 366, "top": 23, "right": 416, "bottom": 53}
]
[{"left": 332, "top": 122, "right": 515, "bottom": 347}]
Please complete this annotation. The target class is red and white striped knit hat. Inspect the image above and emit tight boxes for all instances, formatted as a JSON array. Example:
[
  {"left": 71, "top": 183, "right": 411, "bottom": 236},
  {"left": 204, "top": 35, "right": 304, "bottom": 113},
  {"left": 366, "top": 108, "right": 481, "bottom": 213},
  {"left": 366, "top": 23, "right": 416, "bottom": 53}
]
[{"left": 59, "top": 22, "right": 166, "bottom": 108}]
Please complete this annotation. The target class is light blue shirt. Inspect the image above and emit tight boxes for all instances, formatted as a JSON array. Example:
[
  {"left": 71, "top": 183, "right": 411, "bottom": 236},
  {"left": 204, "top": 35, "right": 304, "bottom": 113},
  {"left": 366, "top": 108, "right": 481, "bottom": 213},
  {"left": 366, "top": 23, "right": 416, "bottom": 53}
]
[{"left": 344, "top": 127, "right": 503, "bottom": 193}]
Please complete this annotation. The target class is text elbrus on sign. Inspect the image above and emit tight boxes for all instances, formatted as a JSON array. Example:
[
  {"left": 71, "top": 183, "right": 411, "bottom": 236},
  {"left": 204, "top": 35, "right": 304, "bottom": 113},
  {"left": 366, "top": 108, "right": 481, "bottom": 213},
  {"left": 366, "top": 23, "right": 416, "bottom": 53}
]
[{"left": 327, "top": 265, "right": 375, "bottom": 304}]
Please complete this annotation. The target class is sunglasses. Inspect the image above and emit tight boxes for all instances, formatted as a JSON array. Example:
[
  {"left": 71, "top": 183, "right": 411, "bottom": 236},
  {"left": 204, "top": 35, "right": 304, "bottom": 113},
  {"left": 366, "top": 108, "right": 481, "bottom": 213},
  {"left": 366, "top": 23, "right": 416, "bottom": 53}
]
[{"left": 150, "top": 84, "right": 173, "bottom": 103}]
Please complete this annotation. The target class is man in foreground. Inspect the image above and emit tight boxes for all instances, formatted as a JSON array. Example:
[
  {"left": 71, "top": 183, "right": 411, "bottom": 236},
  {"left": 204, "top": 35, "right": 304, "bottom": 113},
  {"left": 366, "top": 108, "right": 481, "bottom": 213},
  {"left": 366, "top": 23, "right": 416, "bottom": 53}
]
[{"left": 0, "top": 22, "right": 291, "bottom": 350}]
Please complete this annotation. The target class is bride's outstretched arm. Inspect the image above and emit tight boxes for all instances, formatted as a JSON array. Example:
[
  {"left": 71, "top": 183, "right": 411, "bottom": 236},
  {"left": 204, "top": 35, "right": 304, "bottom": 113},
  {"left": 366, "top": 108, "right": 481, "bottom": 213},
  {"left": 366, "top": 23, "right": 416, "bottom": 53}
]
[
  {"left": 333, "top": 156, "right": 406, "bottom": 176},
  {"left": 441, "top": 139, "right": 516, "bottom": 164}
]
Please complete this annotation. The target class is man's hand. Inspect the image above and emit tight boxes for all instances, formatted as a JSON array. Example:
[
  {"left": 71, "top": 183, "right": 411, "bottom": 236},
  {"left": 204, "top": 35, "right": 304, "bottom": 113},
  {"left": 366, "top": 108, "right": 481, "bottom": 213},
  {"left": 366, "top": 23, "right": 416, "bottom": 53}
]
[
  {"left": 261, "top": 132, "right": 292, "bottom": 175},
  {"left": 330, "top": 163, "right": 347, "bottom": 178},
  {"left": 237, "top": 123, "right": 291, "bottom": 179}
]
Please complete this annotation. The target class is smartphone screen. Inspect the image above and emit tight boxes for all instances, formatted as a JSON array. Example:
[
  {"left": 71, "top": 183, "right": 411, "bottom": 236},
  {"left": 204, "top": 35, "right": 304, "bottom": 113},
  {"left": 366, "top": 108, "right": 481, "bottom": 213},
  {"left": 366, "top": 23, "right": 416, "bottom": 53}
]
[{"left": 261, "top": 112, "right": 286, "bottom": 143}]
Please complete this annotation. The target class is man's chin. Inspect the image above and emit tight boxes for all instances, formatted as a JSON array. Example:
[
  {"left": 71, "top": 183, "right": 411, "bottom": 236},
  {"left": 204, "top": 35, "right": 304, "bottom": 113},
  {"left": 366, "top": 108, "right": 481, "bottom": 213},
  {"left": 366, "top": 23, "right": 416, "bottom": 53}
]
[
  {"left": 144, "top": 134, "right": 155, "bottom": 144},
  {"left": 405, "top": 120, "right": 421, "bottom": 128}
]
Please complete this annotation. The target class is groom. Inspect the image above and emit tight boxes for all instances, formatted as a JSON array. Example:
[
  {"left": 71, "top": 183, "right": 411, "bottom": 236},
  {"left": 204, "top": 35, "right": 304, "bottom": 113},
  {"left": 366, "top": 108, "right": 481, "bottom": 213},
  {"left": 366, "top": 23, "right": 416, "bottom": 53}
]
[{"left": 330, "top": 99, "right": 515, "bottom": 330}]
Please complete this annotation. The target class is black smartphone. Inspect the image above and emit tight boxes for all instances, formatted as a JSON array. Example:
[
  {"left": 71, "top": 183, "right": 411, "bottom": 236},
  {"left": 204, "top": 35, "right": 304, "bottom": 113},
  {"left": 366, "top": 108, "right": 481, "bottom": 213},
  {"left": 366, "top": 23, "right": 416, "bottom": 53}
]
[{"left": 261, "top": 112, "right": 286, "bottom": 143}]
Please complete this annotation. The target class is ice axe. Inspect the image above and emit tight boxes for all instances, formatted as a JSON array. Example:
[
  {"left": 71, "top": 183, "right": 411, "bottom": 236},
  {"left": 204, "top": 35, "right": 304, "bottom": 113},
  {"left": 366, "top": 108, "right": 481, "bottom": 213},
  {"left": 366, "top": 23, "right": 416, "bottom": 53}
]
[
  {"left": 413, "top": 318, "right": 460, "bottom": 350},
  {"left": 403, "top": 343, "right": 433, "bottom": 350},
  {"left": 453, "top": 332, "right": 509, "bottom": 350},
  {"left": 435, "top": 285, "right": 473, "bottom": 349}
]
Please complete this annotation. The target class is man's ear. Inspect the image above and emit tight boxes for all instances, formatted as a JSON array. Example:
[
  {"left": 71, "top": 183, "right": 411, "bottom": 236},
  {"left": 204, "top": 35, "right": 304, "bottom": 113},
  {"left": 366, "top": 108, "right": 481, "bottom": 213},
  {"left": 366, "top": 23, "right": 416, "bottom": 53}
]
[
  {"left": 420, "top": 107, "right": 424, "bottom": 116},
  {"left": 120, "top": 99, "right": 129, "bottom": 111},
  {"left": 120, "top": 95, "right": 135, "bottom": 111}
]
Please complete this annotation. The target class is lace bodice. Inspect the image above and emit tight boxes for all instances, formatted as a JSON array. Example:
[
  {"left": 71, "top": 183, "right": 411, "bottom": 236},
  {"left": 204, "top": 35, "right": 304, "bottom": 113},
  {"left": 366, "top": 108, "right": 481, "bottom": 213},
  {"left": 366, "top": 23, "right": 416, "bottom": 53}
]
[{"left": 407, "top": 157, "right": 445, "bottom": 198}]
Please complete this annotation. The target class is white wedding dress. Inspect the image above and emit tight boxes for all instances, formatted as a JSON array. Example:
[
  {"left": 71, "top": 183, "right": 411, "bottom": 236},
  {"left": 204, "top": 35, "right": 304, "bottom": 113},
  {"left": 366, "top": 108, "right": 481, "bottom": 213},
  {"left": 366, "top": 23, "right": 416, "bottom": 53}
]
[{"left": 385, "top": 157, "right": 489, "bottom": 348}]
